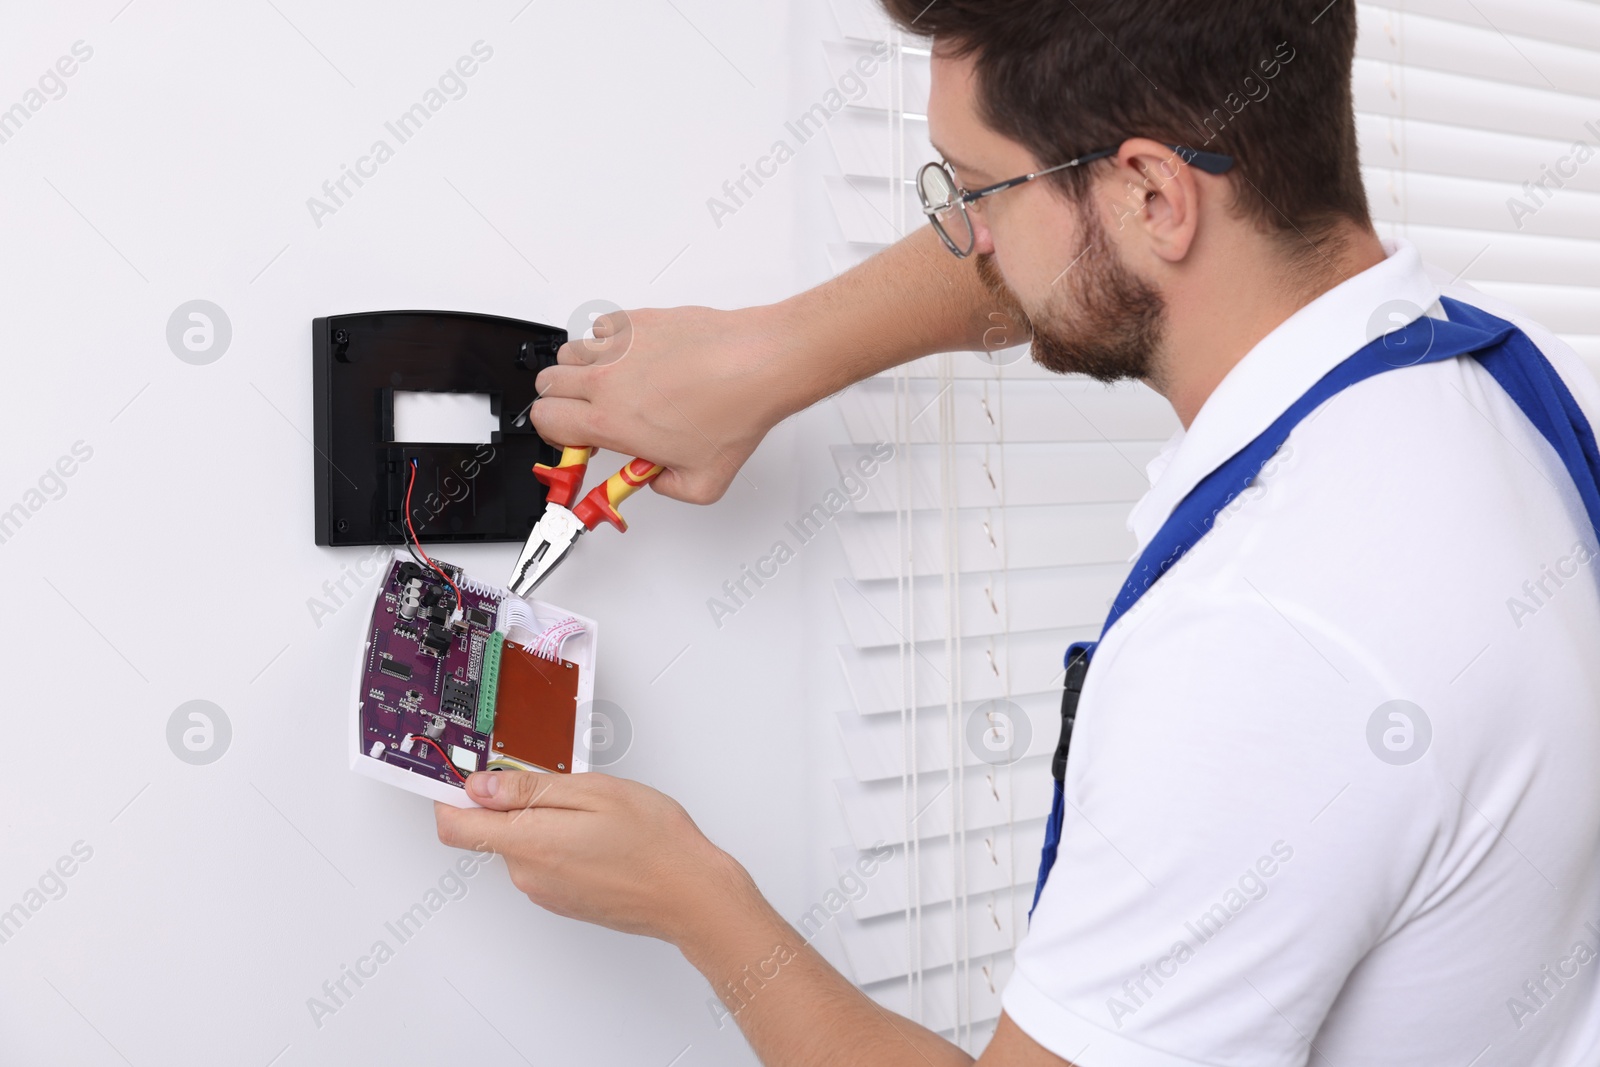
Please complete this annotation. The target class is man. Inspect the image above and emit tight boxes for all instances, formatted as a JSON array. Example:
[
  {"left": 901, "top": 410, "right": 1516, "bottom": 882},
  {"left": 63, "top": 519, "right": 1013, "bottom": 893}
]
[{"left": 437, "top": 2, "right": 1600, "bottom": 1063}]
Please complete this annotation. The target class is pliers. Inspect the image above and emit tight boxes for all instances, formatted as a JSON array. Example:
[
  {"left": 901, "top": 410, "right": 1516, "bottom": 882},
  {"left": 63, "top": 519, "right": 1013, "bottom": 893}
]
[{"left": 508, "top": 446, "right": 663, "bottom": 596}]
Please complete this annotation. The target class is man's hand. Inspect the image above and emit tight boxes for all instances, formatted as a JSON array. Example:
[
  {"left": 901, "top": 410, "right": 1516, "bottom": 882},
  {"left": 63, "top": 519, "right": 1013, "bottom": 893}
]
[
  {"left": 433, "top": 770, "right": 753, "bottom": 943},
  {"left": 530, "top": 305, "right": 790, "bottom": 506}
]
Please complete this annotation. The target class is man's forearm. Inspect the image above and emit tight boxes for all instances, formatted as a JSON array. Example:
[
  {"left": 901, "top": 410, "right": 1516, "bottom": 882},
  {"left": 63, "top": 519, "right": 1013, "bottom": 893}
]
[
  {"left": 677, "top": 852, "right": 972, "bottom": 1067},
  {"left": 765, "top": 223, "right": 1017, "bottom": 411}
]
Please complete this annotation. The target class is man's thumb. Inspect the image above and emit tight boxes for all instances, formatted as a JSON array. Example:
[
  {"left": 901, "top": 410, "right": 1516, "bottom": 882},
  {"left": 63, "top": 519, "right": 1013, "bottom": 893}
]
[{"left": 467, "top": 770, "right": 546, "bottom": 811}]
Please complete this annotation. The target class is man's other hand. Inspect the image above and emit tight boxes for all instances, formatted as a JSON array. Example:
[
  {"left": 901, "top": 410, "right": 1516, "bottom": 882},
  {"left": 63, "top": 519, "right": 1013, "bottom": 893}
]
[{"left": 434, "top": 770, "right": 754, "bottom": 944}]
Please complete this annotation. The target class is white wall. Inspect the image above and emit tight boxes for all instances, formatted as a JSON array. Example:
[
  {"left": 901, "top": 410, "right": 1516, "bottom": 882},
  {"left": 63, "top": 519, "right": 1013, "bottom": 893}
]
[{"left": 0, "top": 2, "right": 854, "bottom": 1063}]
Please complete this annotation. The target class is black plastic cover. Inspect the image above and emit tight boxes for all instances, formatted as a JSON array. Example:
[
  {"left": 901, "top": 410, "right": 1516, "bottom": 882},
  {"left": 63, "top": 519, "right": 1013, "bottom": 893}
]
[{"left": 312, "top": 310, "right": 564, "bottom": 546}]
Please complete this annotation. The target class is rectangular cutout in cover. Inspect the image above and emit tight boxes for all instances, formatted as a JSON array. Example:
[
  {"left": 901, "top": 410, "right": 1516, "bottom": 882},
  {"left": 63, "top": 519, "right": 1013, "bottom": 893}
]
[{"left": 391, "top": 391, "right": 499, "bottom": 444}]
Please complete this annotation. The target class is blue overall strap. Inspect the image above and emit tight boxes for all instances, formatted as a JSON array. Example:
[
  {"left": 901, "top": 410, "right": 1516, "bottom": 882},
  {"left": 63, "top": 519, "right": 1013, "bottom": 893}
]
[
  {"left": 1443, "top": 298, "right": 1600, "bottom": 538},
  {"left": 1029, "top": 299, "right": 1600, "bottom": 918}
]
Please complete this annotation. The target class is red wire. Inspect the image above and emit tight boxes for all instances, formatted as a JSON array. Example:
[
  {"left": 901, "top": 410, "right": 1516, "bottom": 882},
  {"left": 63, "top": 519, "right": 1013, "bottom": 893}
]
[
  {"left": 405, "top": 459, "right": 465, "bottom": 615},
  {"left": 409, "top": 733, "right": 469, "bottom": 783}
]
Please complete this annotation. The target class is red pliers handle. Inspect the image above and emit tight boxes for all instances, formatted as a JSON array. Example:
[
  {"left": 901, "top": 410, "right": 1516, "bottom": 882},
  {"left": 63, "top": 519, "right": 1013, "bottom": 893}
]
[{"left": 533, "top": 446, "right": 663, "bottom": 533}]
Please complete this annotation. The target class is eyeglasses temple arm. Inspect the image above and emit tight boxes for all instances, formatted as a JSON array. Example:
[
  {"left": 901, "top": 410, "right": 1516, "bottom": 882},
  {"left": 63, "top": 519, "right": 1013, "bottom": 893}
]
[{"left": 959, "top": 148, "right": 1121, "bottom": 205}]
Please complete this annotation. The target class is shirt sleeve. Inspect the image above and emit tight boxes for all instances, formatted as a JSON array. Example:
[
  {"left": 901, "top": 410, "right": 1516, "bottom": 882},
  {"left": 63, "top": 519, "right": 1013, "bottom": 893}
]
[{"left": 1002, "top": 586, "right": 1445, "bottom": 1067}]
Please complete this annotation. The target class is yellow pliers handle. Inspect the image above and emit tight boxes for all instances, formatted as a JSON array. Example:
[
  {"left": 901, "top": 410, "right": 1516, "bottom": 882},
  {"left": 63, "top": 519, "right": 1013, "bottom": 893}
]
[{"left": 572, "top": 458, "right": 664, "bottom": 532}]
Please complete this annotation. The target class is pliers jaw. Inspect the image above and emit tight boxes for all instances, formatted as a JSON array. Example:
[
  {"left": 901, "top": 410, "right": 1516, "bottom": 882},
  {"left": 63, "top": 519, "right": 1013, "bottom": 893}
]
[{"left": 508, "top": 503, "right": 586, "bottom": 597}]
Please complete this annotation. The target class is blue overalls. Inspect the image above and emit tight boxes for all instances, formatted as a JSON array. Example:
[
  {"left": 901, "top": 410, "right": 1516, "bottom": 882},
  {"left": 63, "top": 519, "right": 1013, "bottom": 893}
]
[{"left": 1032, "top": 297, "right": 1600, "bottom": 915}]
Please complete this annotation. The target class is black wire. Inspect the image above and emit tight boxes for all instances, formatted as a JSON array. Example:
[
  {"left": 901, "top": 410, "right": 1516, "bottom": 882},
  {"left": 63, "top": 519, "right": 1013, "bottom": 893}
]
[{"left": 384, "top": 518, "right": 429, "bottom": 569}]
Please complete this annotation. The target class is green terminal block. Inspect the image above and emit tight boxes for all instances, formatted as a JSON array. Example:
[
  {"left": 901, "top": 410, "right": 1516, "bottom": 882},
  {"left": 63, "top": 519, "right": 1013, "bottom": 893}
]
[{"left": 476, "top": 630, "right": 505, "bottom": 734}]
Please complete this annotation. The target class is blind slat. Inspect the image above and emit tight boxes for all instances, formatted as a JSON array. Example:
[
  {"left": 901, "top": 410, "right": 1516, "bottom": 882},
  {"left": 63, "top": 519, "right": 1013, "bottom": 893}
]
[
  {"left": 1460, "top": 281, "right": 1600, "bottom": 335},
  {"left": 837, "top": 629, "right": 1084, "bottom": 717},
  {"left": 826, "top": 106, "right": 935, "bottom": 181},
  {"left": 860, "top": 957, "right": 1012, "bottom": 1036},
  {"left": 1357, "top": 113, "right": 1600, "bottom": 196},
  {"left": 833, "top": 441, "right": 1161, "bottom": 513},
  {"left": 834, "top": 830, "right": 1045, "bottom": 920},
  {"left": 1357, "top": 4, "right": 1600, "bottom": 99},
  {"left": 836, "top": 886, "right": 1032, "bottom": 985},
  {"left": 1381, "top": 222, "right": 1600, "bottom": 288},
  {"left": 833, "top": 758, "right": 1053, "bottom": 851},
  {"left": 836, "top": 377, "right": 1179, "bottom": 445},
  {"left": 1378, "top": 0, "right": 1600, "bottom": 53},
  {"left": 1364, "top": 167, "right": 1600, "bottom": 242},
  {"left": 834, "top": 567, "right": 1121, "bottom": 647},
  {"left": 836, "top": 504, "right": 1136, "bottom": 580},
  {"left": 1354, "top": 57, "right": 1600, "bottom": 142},
  {"left": 836, "top": 701, "right": 1059, "bottom": 784}
]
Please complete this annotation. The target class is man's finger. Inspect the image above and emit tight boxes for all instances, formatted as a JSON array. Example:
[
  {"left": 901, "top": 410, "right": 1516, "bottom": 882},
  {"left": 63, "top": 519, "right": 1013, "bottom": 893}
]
[
  {"left": 556, "top": 333, "right": 629, "bottom": 366},
  {"left": 533, "top": 363, "right": 588, "bottom": 400},
  {"left": 434, "top": 802, "right": 517, "bottom": 854},
  {"left": 529, "top": 396, "right": 603, "bottom": 452},
  {"left": 647, "top": 467, "right": 724, "bottom": 506},
  {"left": 556, "top": 337, "right": 601, "bottom": 367}
]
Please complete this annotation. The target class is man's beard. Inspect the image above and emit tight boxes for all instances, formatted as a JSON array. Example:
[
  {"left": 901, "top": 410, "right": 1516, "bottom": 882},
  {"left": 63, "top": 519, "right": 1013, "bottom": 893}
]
[{"left": 974, "top": 203, "right": 1166, "bottom": 384}]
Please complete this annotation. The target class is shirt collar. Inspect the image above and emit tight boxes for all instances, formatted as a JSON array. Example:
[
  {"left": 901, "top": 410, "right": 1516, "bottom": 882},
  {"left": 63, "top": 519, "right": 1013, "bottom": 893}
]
[{"left": 1126, "top": 238, "right": 1442, "bottom": 551}]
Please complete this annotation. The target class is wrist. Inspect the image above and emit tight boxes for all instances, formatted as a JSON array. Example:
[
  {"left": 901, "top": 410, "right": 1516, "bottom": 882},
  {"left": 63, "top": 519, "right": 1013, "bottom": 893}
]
[
  {"left": 735, "top": 299, "right": 815, "bottom": 427},
  {"left": 667, "top": 847, "right": 789, "bottom": 968}
]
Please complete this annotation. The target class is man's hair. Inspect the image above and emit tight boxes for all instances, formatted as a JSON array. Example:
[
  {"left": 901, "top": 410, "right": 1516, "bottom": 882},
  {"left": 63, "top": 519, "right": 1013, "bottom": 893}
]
[{"left": 881, "top": 0, "right": 1372, "bottom": 250}]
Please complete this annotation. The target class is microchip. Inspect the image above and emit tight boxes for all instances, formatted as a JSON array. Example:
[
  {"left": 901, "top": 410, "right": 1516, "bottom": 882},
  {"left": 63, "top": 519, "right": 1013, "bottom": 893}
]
[
  {"left": 379, "top": 657, "right": 412, "bottom": 680},
  {"left": 467, "top": 608, "right": 492, "bottom": 629}
]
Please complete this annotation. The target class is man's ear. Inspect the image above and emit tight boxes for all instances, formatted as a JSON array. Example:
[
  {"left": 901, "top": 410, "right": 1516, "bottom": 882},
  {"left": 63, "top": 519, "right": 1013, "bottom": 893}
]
[{"left": 1104, "top": 137, "right": 1203, "bottom": 264}]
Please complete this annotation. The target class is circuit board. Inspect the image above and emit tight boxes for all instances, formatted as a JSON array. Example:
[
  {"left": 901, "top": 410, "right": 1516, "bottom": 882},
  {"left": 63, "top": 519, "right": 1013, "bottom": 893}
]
[{"left": 354, "top": 556, "right": 590, "bottom": 797}]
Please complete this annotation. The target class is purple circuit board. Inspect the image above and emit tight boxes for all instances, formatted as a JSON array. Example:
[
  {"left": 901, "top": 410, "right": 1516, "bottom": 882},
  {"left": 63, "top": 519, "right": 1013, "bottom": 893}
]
[{"left": 357, "top": 558, "right": 501, "bottom": 789}]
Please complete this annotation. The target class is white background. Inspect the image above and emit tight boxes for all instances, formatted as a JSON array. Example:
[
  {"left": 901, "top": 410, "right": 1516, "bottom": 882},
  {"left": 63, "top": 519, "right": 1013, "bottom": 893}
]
[{"left": 0, "top": 2, "right": 859, "bottom": 1064}]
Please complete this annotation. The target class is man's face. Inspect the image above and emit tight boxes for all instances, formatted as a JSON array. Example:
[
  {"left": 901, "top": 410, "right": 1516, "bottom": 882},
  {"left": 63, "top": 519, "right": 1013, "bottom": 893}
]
[{"left": 927, "top": 49, "right": 1166, "bottom": 383}]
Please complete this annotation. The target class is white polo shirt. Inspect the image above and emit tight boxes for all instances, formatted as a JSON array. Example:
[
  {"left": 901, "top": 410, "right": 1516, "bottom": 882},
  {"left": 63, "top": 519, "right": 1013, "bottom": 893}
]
[{"left": 1004, "top": 240, "right": 1600, "bottom": 1067}]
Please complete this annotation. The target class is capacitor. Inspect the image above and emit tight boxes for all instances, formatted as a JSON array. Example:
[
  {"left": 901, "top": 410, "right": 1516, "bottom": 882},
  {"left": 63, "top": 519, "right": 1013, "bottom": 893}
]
[{"left": 398, "top": 577, "right": 424, "bottom": 621}]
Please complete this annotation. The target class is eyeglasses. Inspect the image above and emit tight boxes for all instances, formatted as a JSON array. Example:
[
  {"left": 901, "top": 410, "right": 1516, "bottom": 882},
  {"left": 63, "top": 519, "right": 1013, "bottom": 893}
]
[{"left": 916, "top": 142, "right": 1236, "bottom": 258}]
